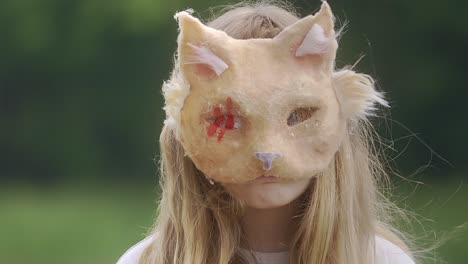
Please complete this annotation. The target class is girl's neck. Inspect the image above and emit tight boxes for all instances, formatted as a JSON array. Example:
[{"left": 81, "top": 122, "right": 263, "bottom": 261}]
[{"left": 240, "top": 199, "right": 301, "bottom": 253}]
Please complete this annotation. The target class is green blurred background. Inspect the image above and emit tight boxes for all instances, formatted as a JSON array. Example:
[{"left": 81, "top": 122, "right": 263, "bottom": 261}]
[{"left": 1, "top": 0, "right": 467, "bottom": 263}]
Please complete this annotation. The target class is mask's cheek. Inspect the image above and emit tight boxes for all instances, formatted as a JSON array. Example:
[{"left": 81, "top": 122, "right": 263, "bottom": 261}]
[
  {"left": 312, "top": 123, "right": 346, "bottom": 169},
  {"left": 193, "top": 151, "right": 261, "bottom": 183},
  {"left": 180, "top": 115, "right": 257, "bottom": 183},
  {"left": 180, "top": 95, "right": 259, "bottom": 183},
  {"left": 281, "top": 121, "right": 346, "bottom": 179}
]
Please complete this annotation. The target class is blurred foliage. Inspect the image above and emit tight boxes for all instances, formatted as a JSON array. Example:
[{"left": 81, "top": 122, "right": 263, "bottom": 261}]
[
  {"left": 1, "top": 0, "right": 182, "bottom": 182},
  {"left": 0, "top": 0, "right": 467, "bottom": 263},
  {"left": 1, "top": 0, "right": 467, "bottom": 183}
]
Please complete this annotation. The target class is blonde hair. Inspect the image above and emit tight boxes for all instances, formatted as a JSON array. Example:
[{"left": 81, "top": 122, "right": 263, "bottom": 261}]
[{"left": 140, "top": 1, "right": 415, "bottom": 263}]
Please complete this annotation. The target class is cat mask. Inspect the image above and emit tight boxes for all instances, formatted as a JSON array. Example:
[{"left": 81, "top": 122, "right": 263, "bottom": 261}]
[{"left": 163, "top": 2, "right": 387, "bottom": 183}]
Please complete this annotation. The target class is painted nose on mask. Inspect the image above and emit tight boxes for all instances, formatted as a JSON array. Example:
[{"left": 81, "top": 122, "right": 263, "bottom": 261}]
[{"left": 255, "top": 152, "right": 283, "bottom": 171}]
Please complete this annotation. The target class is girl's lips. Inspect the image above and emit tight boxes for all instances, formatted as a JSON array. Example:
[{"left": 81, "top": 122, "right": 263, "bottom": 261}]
[{"left": 252, "top": 175, "right": 279, "bottom": 183}]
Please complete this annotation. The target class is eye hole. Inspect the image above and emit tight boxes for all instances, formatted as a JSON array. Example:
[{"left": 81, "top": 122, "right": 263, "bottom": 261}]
[
  {"left": 287, "top": 107, "right": 318, "bottom": 126},
  {"left": 207, "top": 114, "right": 242, "bottom": 130},
  {"left": 204, "top": 96, "right": 245, "bottom": 142}
]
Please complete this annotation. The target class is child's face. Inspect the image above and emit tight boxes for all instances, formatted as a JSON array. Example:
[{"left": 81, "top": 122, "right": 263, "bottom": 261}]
[
  {"left": 175, "top": 10, "right": 346, "bottom": 185},
  {"left": 182, "top": 58, "right": 338, "bottom": 207},
  {"left": 179, "top": 70, "right": 345, "bottom": 185},
  {"left": 165, "top": 3, "right": 385, "bottom": 198},
  {"left": 222, "top": 176, "right": 312, "bottom": 209},
  {"left": 174, "top": 11, "right": 346, "bottom": 186}
]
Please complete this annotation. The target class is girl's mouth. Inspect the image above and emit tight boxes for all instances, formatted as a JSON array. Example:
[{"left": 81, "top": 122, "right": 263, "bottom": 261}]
[{"left": 252, "top": 175, "right": 279, "bottom": 183}]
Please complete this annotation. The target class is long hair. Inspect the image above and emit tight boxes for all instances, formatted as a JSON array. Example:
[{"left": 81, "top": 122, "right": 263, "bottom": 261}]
[{"left": 140, "top": 2, "right": 414, "bottom": 263}]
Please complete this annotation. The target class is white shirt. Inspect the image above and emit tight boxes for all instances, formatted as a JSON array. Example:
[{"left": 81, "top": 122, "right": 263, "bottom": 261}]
[{"left": 116, "top": 235, "right": 415, "bottom": 264}]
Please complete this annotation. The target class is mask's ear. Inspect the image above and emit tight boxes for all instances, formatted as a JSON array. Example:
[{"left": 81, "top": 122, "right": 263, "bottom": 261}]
[
  {"left": 175, "top": 11, "right": 230, "bottom": 81},
  {"left": 274, "top": 2, "right": 337, "bottom": 72},
  {"left": 333, "top": 69, "right": 389, "bottom": 121}
]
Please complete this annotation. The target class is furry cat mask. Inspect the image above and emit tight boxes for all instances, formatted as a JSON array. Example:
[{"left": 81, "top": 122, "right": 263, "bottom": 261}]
[{"left": 163, "top": 2, "right": 387, "bottom": 183}]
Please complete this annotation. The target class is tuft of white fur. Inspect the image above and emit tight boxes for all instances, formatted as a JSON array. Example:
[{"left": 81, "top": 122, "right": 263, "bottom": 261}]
[
  {"left": 162, "top": 64, "right": 190, "bottom": 139},
  {"left": 333, "top": 69, "right": 389, "bottom": 121},
  {"left": 296, "top": 24, "right": 332, "bottom": 56},
  {"left": 173, "top": 9, "right": 194, "bottom": 21},
  {"left": 184, "top": 43, "right": 228, "bottom": 76}
]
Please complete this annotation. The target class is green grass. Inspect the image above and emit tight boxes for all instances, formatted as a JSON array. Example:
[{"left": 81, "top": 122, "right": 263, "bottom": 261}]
[
  {"left": 393, "top": 178, "right": 468, "bottom": 263},
  {"left": 0, "top": 184, "right": 156, "bottom": 264},
  {"left": 0, "top": 180, "right": 466, "bottom": 264}
]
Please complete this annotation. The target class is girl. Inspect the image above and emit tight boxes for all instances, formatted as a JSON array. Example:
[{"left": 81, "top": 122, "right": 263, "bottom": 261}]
[{"left": 117, "top": 1, "right": 416, "bottom": 263}]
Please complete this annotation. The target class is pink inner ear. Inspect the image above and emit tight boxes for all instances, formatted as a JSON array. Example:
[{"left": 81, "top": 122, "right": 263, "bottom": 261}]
[
  {"left": 185, "top": 43, "right": 228, "bottom": 76},
  {"left": 194, "top": 64, "right": 217, "bottom": 78},
  {"left": 295, "top": 24, "right": 332, "bottom": 57}
]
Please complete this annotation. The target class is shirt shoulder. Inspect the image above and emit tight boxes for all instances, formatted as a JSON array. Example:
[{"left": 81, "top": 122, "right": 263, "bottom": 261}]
[
  {"left": 116, "top": 235, "right": 155, "bottom": 264},
  {"left": 375, "top": 236, "right": 415, "bottom": 264},
  {"left": 115, "top": 234, "right": 413, "bottom": 264}
]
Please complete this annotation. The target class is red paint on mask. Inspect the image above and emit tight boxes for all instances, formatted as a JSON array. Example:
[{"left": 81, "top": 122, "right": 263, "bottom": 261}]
[
  {"left": 207, "top": 123, "right": 218, "bottom": 136},
  {"left": 225, "top": 115, "right": 234, "bottom": 129},
  {"left": 217, "top": 127, "right": 226, "bottom": 141},
  {"left": 207, "top": 97, "right": 236, "bottom": 141}
]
